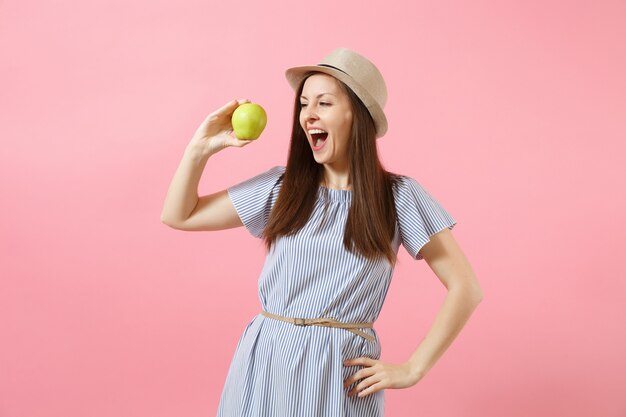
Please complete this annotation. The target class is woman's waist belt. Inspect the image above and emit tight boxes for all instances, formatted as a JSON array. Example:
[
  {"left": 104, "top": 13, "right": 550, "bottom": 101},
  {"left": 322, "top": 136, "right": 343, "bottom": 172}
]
[{"left": 260, "top": 310, "right": 375, "bottom": 342}]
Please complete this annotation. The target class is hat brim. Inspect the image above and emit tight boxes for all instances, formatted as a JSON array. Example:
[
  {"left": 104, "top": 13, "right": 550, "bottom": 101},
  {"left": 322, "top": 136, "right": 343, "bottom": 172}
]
[{"left": 285, "top": 65, "right": 388, "bottom": 138}]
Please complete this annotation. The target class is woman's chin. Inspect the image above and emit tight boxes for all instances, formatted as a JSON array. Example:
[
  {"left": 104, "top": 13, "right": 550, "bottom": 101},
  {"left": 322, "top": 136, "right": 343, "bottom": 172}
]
[{"left": 311, "top": 152, "right": 327, "bottom": 164}]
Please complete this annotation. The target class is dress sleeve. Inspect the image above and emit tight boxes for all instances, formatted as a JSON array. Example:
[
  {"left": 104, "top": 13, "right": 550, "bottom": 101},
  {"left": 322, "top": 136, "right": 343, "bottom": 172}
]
[
  {"left": 227, "top": 165, "right": 286, "bottom": 238},
  {"left": 393, "top": 175, "right": 457, "bottom": 260}
]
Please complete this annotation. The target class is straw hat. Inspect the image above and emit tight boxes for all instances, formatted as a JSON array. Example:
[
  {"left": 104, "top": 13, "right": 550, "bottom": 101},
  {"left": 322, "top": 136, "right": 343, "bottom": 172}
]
[{"left": 285, "top": 47, "right": 388, "bottom": 138}]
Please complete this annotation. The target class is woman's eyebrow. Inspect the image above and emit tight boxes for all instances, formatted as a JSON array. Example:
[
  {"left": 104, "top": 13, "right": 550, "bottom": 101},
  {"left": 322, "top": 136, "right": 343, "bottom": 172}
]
[{"left": 300, "top": 93, "right": 336, "bottom": 99}]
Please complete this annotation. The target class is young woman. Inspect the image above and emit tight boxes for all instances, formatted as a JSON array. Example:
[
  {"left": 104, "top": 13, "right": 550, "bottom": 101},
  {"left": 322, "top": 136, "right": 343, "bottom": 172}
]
[{"left": 161, "top": 48, "right": 483, "bottom": 417}]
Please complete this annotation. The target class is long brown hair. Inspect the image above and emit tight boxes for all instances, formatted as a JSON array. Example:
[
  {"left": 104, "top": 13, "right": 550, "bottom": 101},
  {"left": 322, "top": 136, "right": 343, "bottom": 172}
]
[{"left": 263, "top": 72, "right": 398, "bottom": 265}]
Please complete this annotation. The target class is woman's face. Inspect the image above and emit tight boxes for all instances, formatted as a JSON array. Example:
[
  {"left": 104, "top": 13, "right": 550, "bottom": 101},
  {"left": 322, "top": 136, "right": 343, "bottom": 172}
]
[{"left": 299, "top": 73, "right": 353, "bottom": 171}]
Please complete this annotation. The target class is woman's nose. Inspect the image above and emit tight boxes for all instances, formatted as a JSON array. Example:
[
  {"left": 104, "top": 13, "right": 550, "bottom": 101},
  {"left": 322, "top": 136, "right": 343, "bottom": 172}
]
[{"left": 303, "top": 105, "right": 318, "bottom": 120}]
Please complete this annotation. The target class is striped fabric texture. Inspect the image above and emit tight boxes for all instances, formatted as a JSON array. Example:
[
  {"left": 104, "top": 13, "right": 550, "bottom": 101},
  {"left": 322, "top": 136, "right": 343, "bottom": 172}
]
[{"left": 216, "top": 166, "right": 456, "bottom": 417}]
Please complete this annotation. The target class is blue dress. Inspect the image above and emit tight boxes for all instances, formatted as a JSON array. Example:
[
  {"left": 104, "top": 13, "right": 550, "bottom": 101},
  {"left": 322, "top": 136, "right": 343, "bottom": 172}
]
[{"left": 216, "top": 166, "right": 456, "bottom": 416}]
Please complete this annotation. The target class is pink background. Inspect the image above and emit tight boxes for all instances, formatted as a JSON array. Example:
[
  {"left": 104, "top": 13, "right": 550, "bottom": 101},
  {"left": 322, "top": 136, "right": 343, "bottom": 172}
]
[{"left": 1, "top": 0, "right": 625, "bottom": 416}]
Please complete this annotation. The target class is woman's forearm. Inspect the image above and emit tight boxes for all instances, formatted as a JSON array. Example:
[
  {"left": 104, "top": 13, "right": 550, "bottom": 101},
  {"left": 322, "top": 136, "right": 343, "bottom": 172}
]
[
  {"left": 407, "top": 284, "right": 483, "bottom": 380},
  {"left": 160, "top": 145, "right": 211, "bottom": 225}
]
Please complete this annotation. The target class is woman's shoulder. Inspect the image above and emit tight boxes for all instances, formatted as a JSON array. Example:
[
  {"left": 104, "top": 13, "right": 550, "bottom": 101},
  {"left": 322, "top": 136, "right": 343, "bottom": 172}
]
[
  {"left": 228, "top": 165, "right": 286, "bottom": 195},
  {"left": 268, "top": 165, "right": 286, "bottom": 184},
  {"left": 262, "top": 165, "right": 286, "bottom": 181},
  {"left": 250, "top": 165, "right": 286, "bottom": 182},
  {"left": 387, "top": 171, "right": 418, "bottom": 191},
  {"left": 387, "top": 171, "right": 440, "bottom": 204}
]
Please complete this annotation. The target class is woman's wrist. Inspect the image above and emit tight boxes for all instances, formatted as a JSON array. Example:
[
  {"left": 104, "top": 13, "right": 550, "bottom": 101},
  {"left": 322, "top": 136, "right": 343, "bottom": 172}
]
[
  {"left": 185, "top": 142, "right": 214, "bottom": 162},
  {"left": 406, "top": 358, "right": 428, "bottom": 382}
]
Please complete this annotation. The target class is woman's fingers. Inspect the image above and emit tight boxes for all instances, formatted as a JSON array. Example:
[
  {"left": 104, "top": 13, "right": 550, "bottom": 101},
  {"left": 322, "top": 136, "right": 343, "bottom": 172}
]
[
  {"left": 189, "top": 98, "right": 254, "bottom": 154},
  {"left": 214, "top": 99, "right": 240, "bottom": 116},
  {"left": 343, "top": 361, "right": 376, "bottom": 388},
  {"left": 206, "top": 98, "right": 251, "bottom": 132},
  {"left": 215, "top": 98, "right": 250, "bottom": 117},
  {"left": 230, "top": 138, "right": 254, "bottom": 148},
  {"left": 225, "top": 129, "right": 254, "bottom": 147},
  {"left": 201, "top": 99, "right": 242, "bottom": 127},
  {"left": 343, "top": 359, "right": 419, "bottom": 398}
]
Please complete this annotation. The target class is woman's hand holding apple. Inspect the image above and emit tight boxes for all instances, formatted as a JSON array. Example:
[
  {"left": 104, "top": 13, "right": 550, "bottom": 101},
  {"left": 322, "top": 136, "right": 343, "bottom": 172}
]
[{"left": 187, "top": 98, "right": 254, "bottom": 157}]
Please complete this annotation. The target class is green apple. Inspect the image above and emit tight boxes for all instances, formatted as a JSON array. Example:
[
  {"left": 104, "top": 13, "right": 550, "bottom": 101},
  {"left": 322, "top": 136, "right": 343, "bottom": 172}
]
[{"left": 231, "top": 103, "right": 267, "bottom": 140}]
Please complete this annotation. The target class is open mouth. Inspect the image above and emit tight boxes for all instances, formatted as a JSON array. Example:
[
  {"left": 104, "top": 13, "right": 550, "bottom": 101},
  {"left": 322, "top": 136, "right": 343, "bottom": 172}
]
[{"left": 309, "top": 129, "right": 328, "bottom": 149}]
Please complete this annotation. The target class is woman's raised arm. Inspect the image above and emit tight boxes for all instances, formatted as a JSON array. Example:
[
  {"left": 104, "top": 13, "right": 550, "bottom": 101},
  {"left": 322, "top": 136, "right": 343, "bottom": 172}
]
[{"left": 160, "top": 99, "right": 252, "bottom": 231}]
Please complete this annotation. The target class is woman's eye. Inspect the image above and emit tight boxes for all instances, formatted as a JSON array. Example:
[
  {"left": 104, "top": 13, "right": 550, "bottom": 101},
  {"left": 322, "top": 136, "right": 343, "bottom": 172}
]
[{"left": 300, "top": 102, "right": 330, "bottom": 109}]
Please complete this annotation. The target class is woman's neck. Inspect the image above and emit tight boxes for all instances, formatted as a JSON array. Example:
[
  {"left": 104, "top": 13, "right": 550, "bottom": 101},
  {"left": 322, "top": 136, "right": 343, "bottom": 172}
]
[{"left": 321, "top": 164, "right": 350, "bottom": 190}]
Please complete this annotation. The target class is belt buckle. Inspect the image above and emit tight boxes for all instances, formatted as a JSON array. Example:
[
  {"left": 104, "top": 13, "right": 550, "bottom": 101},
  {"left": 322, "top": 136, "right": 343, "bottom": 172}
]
[{"left": 294, "top": 318, "right": 306, "bottom": 326}]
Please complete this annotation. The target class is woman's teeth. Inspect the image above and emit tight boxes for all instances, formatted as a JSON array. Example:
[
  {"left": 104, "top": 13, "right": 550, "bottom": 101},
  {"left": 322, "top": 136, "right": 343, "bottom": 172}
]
[{"left": 308, "top": 129, "right": 328, "bottom": 147}]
